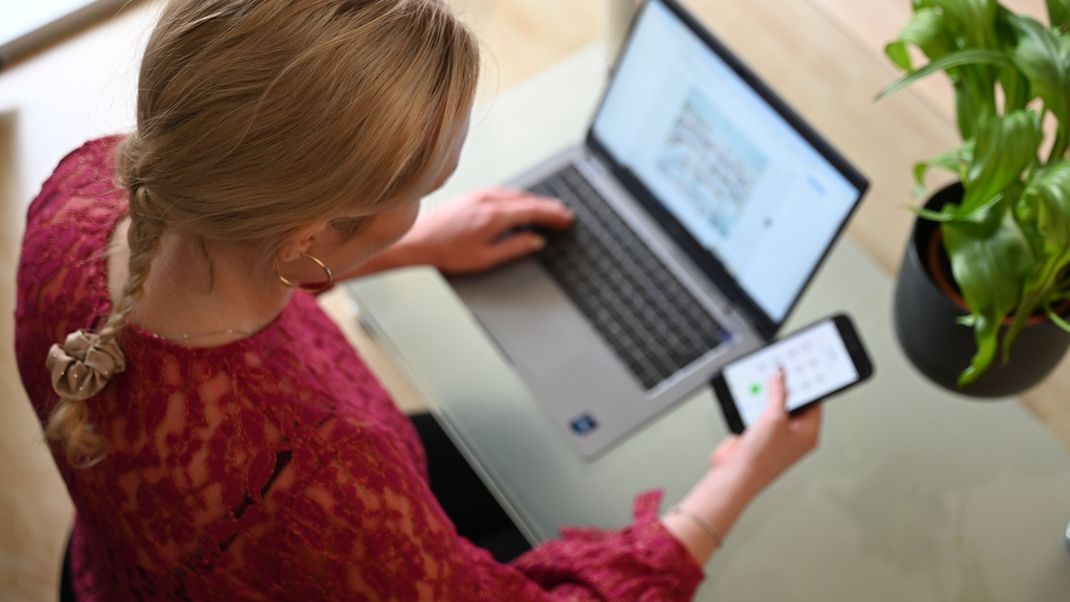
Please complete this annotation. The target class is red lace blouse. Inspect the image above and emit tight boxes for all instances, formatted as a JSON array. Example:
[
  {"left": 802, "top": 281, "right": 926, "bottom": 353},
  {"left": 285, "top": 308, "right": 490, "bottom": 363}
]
[{"left": 15, "top": 137, "right": 705, "bottom": 600}]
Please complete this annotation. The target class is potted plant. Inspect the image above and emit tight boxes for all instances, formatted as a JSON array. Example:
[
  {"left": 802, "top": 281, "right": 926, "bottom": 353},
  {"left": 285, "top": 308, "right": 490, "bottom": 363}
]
[{"left": 881, "top": 0, "right": 1070, "bottom": 397}]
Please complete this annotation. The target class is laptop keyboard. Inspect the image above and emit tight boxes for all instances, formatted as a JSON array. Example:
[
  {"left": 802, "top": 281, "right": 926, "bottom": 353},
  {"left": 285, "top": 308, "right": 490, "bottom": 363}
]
[{"left": 529, "top": 165, "right": 730, "bottom": 390}]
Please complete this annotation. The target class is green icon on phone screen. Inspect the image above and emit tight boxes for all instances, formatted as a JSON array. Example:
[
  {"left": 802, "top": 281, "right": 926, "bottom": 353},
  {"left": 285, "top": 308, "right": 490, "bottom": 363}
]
[{"left": 749, "top": 383, "right": 762, "bottom": 397}]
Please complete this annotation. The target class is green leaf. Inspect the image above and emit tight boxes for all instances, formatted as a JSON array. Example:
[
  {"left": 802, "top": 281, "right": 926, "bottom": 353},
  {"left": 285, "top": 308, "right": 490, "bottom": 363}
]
[
  {"left": 1004, "top": 252, "right": 1067, "bottom": 359},
  {"left": 953, "top": 79, "right": 985, "bottom": 140},
  {"left": 1048, "top": 305, "right": 1070, "bottom": 332},
  {"left": 957, "top": 314, "right": 979, "bottom": 327},
  {"left": 997, "top": 66, "right": 1031, "bottom": 112},
  {"left": 1001, "top": 161, "right": 1070, "bottom": 356},
  {"left": 957, "top": 314, "right": 1000, "bottom": 386},
  {"left": 960, "top": 111, "right": 1042, "bottom": 215},
  {"left": 880, "top": 0, "right": 1004, "bottom": 136},
  {"left": 932, "top": 1, "right": 1005, "bottom": 135},
  {"left": 914, "top": 206, "right": 957, "bottom": 221},
  {"left": 1030, "top": 160, "right": 1070, "bottom": 252},
  {"left": 1014, "top": 191, "right": 1045, "bottom": 257},
  {"left": 996, "top": 10, "right": 1033, "bottom": 111},
  {"left": 877, "top": 49, "right": 1013, "bottom": 100},
  {"left": 943, "top": 202, "right": 1037, "bottom": 385},
  {"left": 914, "top": 141, "right": 974, "bottom": 195},
  {"left": 931, "top": 0, "right": 1001, "bottom": 48},
  {"left": 1047, "top": 0, "right": 1070, "bottom": 29},
  {"left": 913, "top": 163, "right": 929, "bottom": 196},
  {"left": 1008, "top": 16, "right": 1070, "bottom": 126},
  {"left": 885, "top": 8, "right": 952, "bottom": 71},
  {"left": 886, "top": 42, "right": 913, "bottom": 72}
]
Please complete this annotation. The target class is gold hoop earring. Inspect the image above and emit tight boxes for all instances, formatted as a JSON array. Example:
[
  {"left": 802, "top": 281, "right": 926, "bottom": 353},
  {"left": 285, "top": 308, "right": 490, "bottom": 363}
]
[{"left": 274, "top": 252, "right": 335, "bottom": 293}]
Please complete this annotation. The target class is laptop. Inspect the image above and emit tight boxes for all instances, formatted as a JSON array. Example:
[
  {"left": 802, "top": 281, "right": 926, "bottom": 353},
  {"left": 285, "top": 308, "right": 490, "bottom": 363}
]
[{"left": 449, "top": 0, "right": 868, "bottom": 458}]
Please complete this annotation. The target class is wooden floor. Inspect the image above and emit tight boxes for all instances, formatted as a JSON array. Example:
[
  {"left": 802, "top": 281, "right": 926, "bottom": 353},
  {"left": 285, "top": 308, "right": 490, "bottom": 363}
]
[{"left": 0, "top": 1, "right": 1061, "bottom": 600}]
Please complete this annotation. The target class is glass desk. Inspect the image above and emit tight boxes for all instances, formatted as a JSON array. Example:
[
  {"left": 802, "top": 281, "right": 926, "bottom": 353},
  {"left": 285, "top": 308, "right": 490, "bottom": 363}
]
[{"left": 345, "top": 14, "right": 1070, "bottom": 602}]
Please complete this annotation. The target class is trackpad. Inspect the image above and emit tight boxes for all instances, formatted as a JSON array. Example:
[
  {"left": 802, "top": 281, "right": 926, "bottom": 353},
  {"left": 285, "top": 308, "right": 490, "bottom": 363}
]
[{"left": 449, "top": 260, "right": 647, "bottom": 450}]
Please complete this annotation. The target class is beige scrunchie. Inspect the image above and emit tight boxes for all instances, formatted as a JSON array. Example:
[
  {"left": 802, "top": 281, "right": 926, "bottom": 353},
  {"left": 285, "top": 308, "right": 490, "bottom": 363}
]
[{"left": 46, "top": 330, "right": 127, "bottom": 402}]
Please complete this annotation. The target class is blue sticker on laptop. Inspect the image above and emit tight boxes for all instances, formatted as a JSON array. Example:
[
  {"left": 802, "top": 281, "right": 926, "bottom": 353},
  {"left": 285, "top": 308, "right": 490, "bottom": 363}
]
[{"left": 569, "top": 413, "right": 599, "bottom": 436}]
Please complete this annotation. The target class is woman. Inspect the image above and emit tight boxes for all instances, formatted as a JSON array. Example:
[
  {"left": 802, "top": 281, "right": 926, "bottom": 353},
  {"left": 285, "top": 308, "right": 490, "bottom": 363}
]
[{"left": 15, "top": 0, "right": 820, "bottom": 599}]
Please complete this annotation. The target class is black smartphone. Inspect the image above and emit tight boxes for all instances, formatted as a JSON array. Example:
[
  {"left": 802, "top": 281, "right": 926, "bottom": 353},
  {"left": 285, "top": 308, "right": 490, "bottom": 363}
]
[{"left": 711, "top": 314, "right": 874, "bottom": 434}]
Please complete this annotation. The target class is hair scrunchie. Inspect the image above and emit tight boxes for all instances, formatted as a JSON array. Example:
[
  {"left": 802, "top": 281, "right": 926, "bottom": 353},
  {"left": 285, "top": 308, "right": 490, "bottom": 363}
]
[{"left": 46, "top": 330, "right": 127, "bottom": 402}]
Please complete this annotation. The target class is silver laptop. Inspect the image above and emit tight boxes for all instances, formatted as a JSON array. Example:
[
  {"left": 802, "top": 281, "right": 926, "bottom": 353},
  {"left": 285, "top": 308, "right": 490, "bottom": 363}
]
[{"left": 449, "top": 0, "right": 868, "bottom": 458}]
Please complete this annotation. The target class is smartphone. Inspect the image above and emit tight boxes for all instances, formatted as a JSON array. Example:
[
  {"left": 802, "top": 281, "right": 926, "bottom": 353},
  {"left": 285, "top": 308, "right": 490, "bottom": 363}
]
[{"left": 711, "top": 314, "right": 873, "bottom": 434}]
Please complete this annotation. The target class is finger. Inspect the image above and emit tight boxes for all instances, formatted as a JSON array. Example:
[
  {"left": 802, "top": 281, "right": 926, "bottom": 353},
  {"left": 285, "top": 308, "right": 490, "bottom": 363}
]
[
  {"left": 490, "top": 198, "right": 574, "bottom": 232},
  {"left": 483, "top": 187, "right": 566, "bottom": 206},
  {"left": 482, "top": 232, "right": 546, "bottom": 266},
  {"left": 478, "top": 187, "right": 533, "bottom": 201},
  {"left": 764, "top": 367, "right": 788, "bottom": 415}
]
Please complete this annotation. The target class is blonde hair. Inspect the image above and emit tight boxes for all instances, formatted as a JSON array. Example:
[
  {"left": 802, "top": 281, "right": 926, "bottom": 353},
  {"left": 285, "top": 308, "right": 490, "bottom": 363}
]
[{"left": 46, "top": 0, "right": 480, "bottom": 466}]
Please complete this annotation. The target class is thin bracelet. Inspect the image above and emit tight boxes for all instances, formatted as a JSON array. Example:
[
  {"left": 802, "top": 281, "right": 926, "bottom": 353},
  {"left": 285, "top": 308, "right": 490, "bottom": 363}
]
[{"left": 667, "top": 505, "right": 724, "bottom": 549}]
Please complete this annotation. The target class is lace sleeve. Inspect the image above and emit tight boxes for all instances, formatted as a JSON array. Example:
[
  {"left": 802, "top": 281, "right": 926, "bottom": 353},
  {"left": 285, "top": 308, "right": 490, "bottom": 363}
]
[
  {"left": 503, "top": 491, "right": 706, "bottom": 600},
  {"left": 252, "top": 418, "right": 704, "bottom": 601}
]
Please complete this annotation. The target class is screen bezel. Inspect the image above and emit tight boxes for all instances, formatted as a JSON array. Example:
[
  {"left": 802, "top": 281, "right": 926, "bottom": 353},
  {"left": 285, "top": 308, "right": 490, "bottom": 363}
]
[
  {"left": 711, "top": 313, "right": 874, "bottom": 434},
  {"left": 585, "top": 0, "right": 870, "bottom": 340}
]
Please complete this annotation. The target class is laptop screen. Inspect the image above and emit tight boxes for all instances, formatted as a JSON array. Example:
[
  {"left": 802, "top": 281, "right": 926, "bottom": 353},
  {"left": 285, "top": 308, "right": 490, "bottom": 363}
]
[{"left": 591, "top": 0, "right": 864, "bottom": 329}]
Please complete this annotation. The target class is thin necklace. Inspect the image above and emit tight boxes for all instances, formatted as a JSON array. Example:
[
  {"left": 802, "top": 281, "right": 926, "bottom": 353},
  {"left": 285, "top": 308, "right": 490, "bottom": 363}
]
[{"left": 154, "top": 328, "right": 253, "bottom": 342}]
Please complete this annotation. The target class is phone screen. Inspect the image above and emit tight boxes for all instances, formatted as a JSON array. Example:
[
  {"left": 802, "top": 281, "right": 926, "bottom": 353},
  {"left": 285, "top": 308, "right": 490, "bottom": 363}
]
[{"left": 723, "top": 319, "right": 858, "bottom": 428}]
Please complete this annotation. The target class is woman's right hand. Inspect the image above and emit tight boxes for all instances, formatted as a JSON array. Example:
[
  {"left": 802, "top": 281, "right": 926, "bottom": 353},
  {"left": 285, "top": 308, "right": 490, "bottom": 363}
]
[{"left": 710, "top": 368, "right": 821, "bottom": 496}]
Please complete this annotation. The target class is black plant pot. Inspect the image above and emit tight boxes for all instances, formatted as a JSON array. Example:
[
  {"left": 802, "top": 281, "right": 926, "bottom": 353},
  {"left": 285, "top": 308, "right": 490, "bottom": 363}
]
[{"left": 893, "top": 182, "right": 1070, "bottom": 398}]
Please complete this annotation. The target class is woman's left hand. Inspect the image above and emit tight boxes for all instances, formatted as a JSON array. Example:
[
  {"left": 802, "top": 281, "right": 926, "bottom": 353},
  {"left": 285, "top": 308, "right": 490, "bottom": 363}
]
[{"left": 398, "top": 188, "right": 574, "bottom": 274}]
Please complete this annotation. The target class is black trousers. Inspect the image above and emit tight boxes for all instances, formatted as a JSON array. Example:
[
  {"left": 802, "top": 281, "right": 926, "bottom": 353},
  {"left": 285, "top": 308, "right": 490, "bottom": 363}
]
[
  {"left": 408, "top": 412, "right": 531, "bottom": 563},
  {"left": 60, "top": 413, "right": 530, "bottom": 600}
]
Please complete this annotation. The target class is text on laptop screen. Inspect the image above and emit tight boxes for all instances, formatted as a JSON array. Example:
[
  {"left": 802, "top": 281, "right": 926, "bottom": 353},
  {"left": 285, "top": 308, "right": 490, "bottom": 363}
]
[{"left": 592, "top": 0, "right": 859, "bottom": 322}]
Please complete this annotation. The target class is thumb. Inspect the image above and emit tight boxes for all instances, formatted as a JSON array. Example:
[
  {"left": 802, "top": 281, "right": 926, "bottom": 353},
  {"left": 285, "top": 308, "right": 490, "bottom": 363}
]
[{"left": 762, "top": 367, "right": 789, "bottom": 418}]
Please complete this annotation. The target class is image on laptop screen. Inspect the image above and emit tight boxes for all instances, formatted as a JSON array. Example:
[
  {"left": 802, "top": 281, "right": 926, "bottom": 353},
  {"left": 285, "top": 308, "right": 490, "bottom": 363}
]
[{"left": 592, "top": 0, "right": 860, "bottom": 324}]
